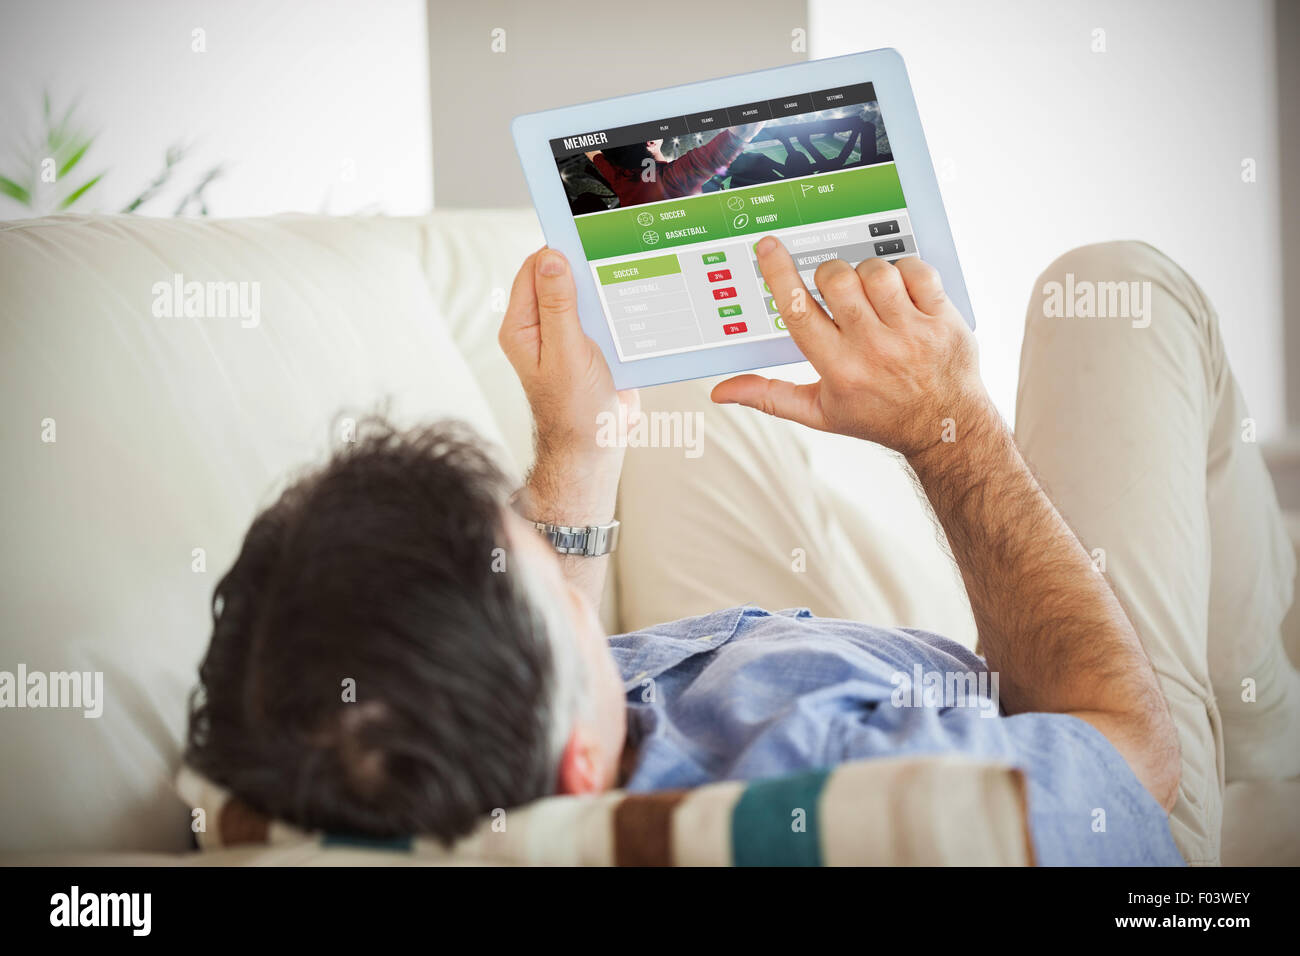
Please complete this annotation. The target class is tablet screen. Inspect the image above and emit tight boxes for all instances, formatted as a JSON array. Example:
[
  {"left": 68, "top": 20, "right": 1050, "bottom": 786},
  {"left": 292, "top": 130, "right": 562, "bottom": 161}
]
[{"left": 550, "top": 82, "right": 913, "bottom": 363}]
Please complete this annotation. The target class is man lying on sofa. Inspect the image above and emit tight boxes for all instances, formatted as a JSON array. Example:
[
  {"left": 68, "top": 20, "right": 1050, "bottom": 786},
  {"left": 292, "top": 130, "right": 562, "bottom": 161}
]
[{"left": 185, "top": 238, "right": 1300, "bottom": 866}]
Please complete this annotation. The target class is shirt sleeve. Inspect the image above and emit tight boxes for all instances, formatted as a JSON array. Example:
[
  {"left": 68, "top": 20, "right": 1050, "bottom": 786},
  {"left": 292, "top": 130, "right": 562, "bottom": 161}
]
[
  {"left": 660, "top": 129, "right": 745, "bottom": 197},
  {"left": 1000, "top": 713, "right": 1184, "bottom": 865},
  {"left": 591, "top": 153, "right": 619, "bottom": 186},
  {"left": 831, "top": 702, "right": 1183, "bottom": 865}
]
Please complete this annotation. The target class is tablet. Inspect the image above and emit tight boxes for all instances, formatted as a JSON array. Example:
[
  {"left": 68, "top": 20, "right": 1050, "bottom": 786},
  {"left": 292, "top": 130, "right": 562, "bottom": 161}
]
[{"left": 511, "top": 48, "right": 974, "bottom": 390}]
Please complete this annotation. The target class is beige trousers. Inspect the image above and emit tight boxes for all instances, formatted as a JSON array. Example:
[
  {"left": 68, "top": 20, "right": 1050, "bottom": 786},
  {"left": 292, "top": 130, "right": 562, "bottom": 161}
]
[
  {"left": 615, "top": 241, "right": 1300, "bottom": 866},
  {"left": 1014, "top": 241, "right": 1299, "bottom": 864}
]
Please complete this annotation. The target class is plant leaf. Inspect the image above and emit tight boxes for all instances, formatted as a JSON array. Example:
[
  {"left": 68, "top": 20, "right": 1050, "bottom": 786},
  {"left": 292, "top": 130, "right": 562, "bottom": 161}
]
[
  {"left": 0, "top": 175, "right": 32, "bottom": 205},
  {"left": 59, "top": 172, "right": 102, "bottom": 209},
  {"left": 58, "top": 136, "right": 93, "bottom": 178},
  {"left": 57, "top": 96, "right": 80, "bottom": 132}
]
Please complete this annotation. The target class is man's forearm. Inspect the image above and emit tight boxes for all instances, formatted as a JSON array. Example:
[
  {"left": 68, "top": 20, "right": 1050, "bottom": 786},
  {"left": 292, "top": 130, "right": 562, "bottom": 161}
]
[
  {"left": 516, "top": 448, "right": 621, "bottom": 611},
  {"left": 707, "top": 238, "right": 1180, "bottom": 808},
  {"left": 664, "top": 124, "right": 762, "bottom": 196},
  {"left": 906, "top": 396, "right": 1179, "bottom": 805}
]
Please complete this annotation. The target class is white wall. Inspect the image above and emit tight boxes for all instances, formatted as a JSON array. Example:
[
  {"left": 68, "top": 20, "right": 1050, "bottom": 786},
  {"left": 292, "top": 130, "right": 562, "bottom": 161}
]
[
  {"left": 0, "top": 0, "right": 432, "bottom": 218},
  {"left": 426, "top": 0, "right": 806, "bottom": 207},
  {"left": 810, "top": 0, "right": 1283, "bottom": 434}
]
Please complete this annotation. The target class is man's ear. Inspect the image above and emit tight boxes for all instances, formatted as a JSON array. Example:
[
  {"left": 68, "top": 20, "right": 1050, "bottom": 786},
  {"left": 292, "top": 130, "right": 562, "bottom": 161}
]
[{"left": 555, "top": 726, "right": 601, "bottom": 795}]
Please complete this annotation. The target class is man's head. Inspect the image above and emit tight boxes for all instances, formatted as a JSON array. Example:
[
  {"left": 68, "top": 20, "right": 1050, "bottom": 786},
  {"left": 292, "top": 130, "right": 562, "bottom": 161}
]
[{"left": 184, "top": 419, "right": 626, "bottom": 843}]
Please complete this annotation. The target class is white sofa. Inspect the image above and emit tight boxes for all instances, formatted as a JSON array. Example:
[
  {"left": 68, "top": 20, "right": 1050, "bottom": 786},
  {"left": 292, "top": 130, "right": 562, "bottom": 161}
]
[{"left": 0, "top": 211, "right": 1295, "bottom": 864}]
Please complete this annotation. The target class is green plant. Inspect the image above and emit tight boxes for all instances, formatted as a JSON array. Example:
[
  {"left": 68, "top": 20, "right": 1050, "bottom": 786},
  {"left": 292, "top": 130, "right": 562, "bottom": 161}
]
[
  {"left": 0, "top": 93, "right": 104, "bottom": 214},
  {"left": 0, "top": 91, "right": 224, "bottom": 217},
  {"left": 120, "top": 142, "right": 225, "bottom": 216}
]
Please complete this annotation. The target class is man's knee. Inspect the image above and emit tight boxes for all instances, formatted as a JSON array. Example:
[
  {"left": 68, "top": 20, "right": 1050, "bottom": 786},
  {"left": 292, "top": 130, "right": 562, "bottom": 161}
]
[
  {"left": 1024, "top": 240, "right": 1216, "bottom": 354},
  {"left": 1039, "top": 240, "right": 1174, "bottom": 286}
]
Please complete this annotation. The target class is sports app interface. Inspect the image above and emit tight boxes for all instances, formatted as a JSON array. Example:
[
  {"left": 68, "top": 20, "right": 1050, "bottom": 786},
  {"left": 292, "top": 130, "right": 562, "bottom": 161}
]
[{"left": 551, "top": 82, "right": 913, "bottom": 362}]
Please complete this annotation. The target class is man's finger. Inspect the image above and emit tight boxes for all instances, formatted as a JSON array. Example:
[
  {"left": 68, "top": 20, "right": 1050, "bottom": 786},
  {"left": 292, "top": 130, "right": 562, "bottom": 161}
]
[
  {"left": 894, "top": 256, "right": 948, "bottom": 315},
  {"left": 755, "top": 236, "right": 839, "bottom": 364},
  {"left": 498, "top": 250, "right": 543, "bottom": 371},
  {"left": 501, "top": 249, "right": 542, "bottom": 332},
  {"left": 710, "top": 374, "right": 826, "bottom": 431},
  {"left": 534, "top": 248, "right": 585, "bottom": 353},
  {"left": 814, "top": 257, "right": 879, "bottom": 330},
  {"left": 853, "top": 257, "right": 911, "bottom": 329}
]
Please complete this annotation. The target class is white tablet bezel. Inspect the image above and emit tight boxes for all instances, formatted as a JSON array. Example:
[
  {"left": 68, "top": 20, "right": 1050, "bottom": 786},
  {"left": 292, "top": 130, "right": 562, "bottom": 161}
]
[{"left": 511, "top": 48, "right": 974, "bottom": 390}]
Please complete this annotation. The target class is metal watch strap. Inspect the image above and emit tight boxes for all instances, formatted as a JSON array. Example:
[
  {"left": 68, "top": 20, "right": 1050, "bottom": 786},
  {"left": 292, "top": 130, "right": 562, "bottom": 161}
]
[{"left": 531, "top": 519, "right": 620, "bottom": 556}]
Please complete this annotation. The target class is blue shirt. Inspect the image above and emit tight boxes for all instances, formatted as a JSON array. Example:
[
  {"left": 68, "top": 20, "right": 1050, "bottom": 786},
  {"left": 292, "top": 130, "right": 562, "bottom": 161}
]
[{"left": 611, "top": 606, "right": 1183, "bottom": 866}]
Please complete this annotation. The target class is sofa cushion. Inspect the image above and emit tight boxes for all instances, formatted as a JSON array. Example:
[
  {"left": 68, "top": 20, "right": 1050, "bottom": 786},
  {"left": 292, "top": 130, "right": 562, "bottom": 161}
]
[{"left": 416, "top": 208, "right": 544, "bottom": 475}]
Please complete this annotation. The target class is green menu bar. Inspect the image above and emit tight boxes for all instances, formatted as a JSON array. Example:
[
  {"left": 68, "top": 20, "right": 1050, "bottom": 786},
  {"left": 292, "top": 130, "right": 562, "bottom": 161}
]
[
  {"left": 595, "top": 254, "right": 682, "bottom": 284},
  {"left": 575, "top": 163, "right": 906, "bottom": 261}
]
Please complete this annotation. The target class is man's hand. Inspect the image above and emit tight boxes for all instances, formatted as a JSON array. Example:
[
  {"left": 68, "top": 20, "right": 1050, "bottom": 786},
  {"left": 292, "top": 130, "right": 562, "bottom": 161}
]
[
  {"left": 711, "top": 235, "right": 985, "bottom": 458},
  {"left": 498, "top": 248, "right": 636, "bottom": 605}
]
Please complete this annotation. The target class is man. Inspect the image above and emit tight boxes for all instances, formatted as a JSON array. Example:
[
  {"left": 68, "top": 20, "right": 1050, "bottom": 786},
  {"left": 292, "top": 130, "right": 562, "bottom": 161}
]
[
  {"left": 585, "top": 122, "right": 765, "bottom": 208},
  {"left": 185, "top": 238, "right": 1299, "bottom": 865}
]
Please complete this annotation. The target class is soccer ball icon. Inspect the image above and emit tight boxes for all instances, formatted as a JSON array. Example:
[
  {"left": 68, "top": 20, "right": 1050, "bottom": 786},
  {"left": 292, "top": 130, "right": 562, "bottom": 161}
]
[{"left": 636, "top": 211, "right": 654, "bottom": 226}]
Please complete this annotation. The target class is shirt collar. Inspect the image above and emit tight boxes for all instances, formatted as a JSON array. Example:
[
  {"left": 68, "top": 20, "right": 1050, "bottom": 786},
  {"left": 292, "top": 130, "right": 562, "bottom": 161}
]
[{"left": 609, "top": 604, "right": 751, "bottom": 692}]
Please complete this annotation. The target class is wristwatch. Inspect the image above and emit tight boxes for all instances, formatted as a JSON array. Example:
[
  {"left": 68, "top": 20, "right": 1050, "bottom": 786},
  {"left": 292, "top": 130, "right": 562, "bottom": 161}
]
[{"left": 531, "top": 519, "right": 621, "bottom": 557}]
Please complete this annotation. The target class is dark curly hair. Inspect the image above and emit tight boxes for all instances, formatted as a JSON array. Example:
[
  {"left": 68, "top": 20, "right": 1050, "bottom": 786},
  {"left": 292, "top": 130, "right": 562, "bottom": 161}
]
[{"left": 184, "top": 418, "right": 566, "bottom": 843}]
